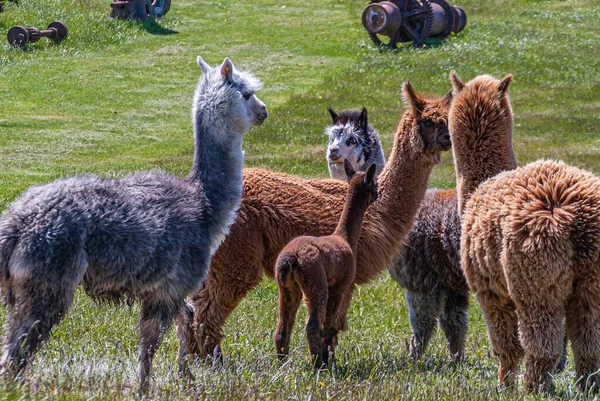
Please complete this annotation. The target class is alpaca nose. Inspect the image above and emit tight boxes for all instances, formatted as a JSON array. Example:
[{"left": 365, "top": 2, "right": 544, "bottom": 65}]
[
  {"left": 258, "top": 105, "right": 268, "bottom": 121},
  {"left": 329, "top": 147, "right": 341, "bottom": 160}
]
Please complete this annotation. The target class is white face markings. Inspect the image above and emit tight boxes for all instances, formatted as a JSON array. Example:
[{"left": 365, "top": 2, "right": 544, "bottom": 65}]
[{"left": 326, "top": 122, "right": 366, "bottom": 171}]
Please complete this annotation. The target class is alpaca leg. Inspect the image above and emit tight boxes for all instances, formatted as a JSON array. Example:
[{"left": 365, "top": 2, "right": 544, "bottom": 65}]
[
  {"left": 176, "top": 301, "right": 195, "bottom": 381},
  {"left": 274, "top": 284, "right": 302, "bottom": 361},
  {"left": 294, "top": 264, "right": 327, "bottom": 368},
  {"left": 0, "top": 278, "right": 76, "bottom": 380},
  {"left": 566, "top": 277, "right": 600, "bottom": 393},
  {"left": 305, "top": 294, "right": 327, "bottom": 368},
  {"left": 321, "top": 283, "right": 351, "bottom": 366},
  {"left": 555, "top": 327, "right": 568, "bottom": 373},
  {"left": 439, "top": 290, "right": 470, "bottom": 361},
  {"left": 138, "top": 299, "right": 177, "bottom": 393},
  {"left": 477, "top": 290, "right": 524, "bottom": 389},
  {"left": 406, "top": 290, "right": 443, "bottom": 361},
  {"left": 322, "top": 287, "right": 354, "bottom": 365},
  {"left": 516, "top": 302, "right": 565, "bottom": 393},
  {"left": 190, "top": 249, "right": 264, "bottom": 359}
]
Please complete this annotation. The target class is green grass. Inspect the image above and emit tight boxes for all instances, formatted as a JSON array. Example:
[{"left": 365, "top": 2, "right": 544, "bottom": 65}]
[{"left": 0, "top": 0, "right": 599, "bottom": 399}]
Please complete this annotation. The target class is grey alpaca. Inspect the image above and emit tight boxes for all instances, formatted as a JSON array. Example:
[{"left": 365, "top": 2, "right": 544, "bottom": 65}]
[
  {"left": 325, "top": 107, "right": 386, "bottom": 180},
  {"left": 388, "top": 189, "right": 469, "bottom": 360},
  {"left": 0, "top": 56, "right": 267, "bottom": 391}
]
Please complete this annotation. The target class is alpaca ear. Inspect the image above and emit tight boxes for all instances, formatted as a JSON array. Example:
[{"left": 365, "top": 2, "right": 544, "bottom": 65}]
[
  {"left": 359, "top": 107, "right": 369, "bottom": 133},
  {"left": 441, "top": 90, "right": 453, "bottom": 106},
  {"left": 197, "top": 56, "right": 210, "bottom": 74},
  {"left": 450, "top": 72, "right": 465, "bottom": 93},
  {"left": 402, "top": 81, "right": 424, "bottom": 117},
  {"left": 365, "top": 164, "right": 377, "bottom": 185},
  {"left": 220, "top": 58, "right": 234, "bottom": 83},
  {"left": 328, "top": 107, "right": 339, "bottom": 124},
  {"left": 344, "top": 159, "right": 356, "bottom": 179},
  {"left": 498, "top": 74, "right": 513, "bottom": 96}
]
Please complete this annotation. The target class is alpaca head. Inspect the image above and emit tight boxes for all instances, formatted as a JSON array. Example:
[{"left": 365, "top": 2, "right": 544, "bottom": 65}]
[
  {"left": 401, "top": 82, "right": 453, "bottom": 162},
  {"left": 448, "top": 72, "right": 513, "bottom": 149},
  {"left": 448, "top": 72, "right": 516, "bottom": 213},
  {"left": 344, "top": 159, "right": 379, "bottom": 206},
  {"left": 194, "top": 56, "right": 268, "bottom": 140},
  {"left": 326, "top": 107, "right": 377, "bottom": 178}
]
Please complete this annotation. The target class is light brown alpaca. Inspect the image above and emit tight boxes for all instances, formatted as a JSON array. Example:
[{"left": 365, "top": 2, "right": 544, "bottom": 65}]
[
  {"left": 450, "top": 72, "right": 600, "bottom": 393},
  {"left": 188, "top": 82, "right": 453, "bottom": 359},
  {"left": 275, "top": 161, "right": 378, "bottom": 367}
]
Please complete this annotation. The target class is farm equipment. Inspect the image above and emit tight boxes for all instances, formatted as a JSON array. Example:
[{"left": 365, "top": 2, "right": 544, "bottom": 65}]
[
  {"left": 362, "top": 0, "right": 466, "bottom": 48},
  {"left": 7, "top": 21, "right": 68, "bottom": 47},
  {"left": 109, "top": 0, "right": 171, "bottom": 21}
]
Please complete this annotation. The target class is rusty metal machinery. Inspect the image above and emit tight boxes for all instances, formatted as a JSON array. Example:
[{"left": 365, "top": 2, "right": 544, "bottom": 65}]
[
  {"left": 7, "top": 21, "right": 68, "bottom": 47},
  {"left": 362, "top": 0, "right": 466, "bottom": 48},
  {"left": 110, "top": 0, "right": 171, "bottom": 21}
]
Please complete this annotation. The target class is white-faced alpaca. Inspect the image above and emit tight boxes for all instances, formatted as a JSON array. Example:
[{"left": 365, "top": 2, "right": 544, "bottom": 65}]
[
  {"left": 326, "top": 107, "right": 386, "bottom": 180},
  {"left": 275, "top": 161, "right": 378, "bottom": 367},
  {"left": 450, "top": 72, "right": 600, "bottom": 393},
  {"left": 0, "top": 56, "right": 267, "bottom": 391},
  {"left": 324, "top": 108, "right": 468, "bottom": 362}
]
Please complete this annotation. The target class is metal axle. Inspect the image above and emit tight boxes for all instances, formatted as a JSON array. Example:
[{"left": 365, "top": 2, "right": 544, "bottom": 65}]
[{"left": 8, "top": 21, "right": 68, "bottom": 47}]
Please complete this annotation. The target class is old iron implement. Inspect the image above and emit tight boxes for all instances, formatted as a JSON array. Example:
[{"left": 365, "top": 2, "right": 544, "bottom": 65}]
[
  {"left": 8, "top": 21, "right": 68, "bottom": 48},
  {"left": 362, "top": 0, "right": 466, "bottom": 48},
  {"left": 110, "top": 0, "right": 171, "bottom": 21}
]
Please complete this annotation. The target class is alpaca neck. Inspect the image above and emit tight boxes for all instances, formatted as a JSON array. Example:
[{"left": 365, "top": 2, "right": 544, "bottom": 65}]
[
  {"left": 188, "top": 104, "right": 244, "bottom": 228},
  {"left": 365, "top": 117, "right": 437, "bottom": 256},
  {"left": 334, "top": 192, "right": 370, "bottom": 253},
  {"left": 454, "top": 128, "right": 517, "bottom": 215}
]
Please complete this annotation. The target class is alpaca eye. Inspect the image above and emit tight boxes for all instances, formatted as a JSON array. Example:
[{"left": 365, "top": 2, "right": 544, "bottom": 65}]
[
  {"left": 346, "top": 138, "right": 357, "bottom": 146},
  {"left": 242, "top": 92, "right": 253, "bottom": 100},
  {"left": 423, "top": 120, "right": 434, "bottom": 128}
]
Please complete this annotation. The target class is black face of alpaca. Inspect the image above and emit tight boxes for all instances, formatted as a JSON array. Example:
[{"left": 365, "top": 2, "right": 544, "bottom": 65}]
[
  {"left": 419, "top": 119, "right": 451, "bottom": 152},
  {"left": 403, "top": 81, "right": 452, "bottom": 153}
]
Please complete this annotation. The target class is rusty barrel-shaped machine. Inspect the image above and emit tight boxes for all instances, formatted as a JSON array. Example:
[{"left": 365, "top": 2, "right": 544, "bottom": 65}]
[{"left": 362, "top": 0, "right": 466, "bottom": 48}]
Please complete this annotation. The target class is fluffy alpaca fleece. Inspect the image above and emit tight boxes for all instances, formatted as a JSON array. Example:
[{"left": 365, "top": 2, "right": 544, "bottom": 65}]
[
  {"left": 0, "top": 56, "right": 267, "bottom": 391},
  {"left": 325, "top": 107, "right": 386, "bottom": 180},
  {"left": 188, "top": 83, "right": 453, "bottom": 358},
  {"left": 450, "top": 72, "right": 600, "bottom": 393},
  {"left": 324, "top": 113, "right": 469, "bottom": 361},
  {"left": 275, "top": 161, "right": 378, "bottom": 367},
  {"left": 388, "top": 188, "right": 468, "bottom": 360}
]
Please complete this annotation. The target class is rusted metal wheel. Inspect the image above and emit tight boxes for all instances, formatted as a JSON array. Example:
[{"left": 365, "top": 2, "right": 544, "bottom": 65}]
[
  {"left": 365, "top": 0, "right": 433, "bottom": 48},
  {"left": 428, "top": 0, "right": 455, "bottom": 40}
]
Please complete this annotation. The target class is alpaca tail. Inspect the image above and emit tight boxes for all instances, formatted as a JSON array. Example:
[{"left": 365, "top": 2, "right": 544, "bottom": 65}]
[
  {"left": 276, "top": 254, "right": 298, "bottom": 285},
  {"left": 514, "top": 189, "right": 577, "bottom": 252}
]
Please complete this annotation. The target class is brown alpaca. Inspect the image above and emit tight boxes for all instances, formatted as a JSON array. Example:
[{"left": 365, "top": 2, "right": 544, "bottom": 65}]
[
  {"left": 275, "top": 161, "right": 378, "bottom": 367},
  {"left": 188, "top": 82, "right": 453, "bottom": 359},
  {"left": 450, "top": 72, "right": 600, "bottom": 393}
]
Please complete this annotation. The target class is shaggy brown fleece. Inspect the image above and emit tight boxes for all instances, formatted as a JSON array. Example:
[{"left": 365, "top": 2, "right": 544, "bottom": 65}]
[
  {"left": 188, "top": 83, "right": 453, "bottom": 359},
  {"left": 450, "top": 72, "right": 600, "bottom": 393},
  {"left": 275, "top": 162, "right": 378, "bottom": 367}
]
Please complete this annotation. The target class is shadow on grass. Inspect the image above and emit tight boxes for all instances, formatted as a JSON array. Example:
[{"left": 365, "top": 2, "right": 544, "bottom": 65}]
[{"left": 140, "top": 20, "right": 178, "bottom": 35}]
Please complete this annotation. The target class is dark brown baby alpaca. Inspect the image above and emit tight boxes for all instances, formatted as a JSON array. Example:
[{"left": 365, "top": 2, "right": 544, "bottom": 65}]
[{"left": 275, "top": 161, "right": 378, "bottom": 367}]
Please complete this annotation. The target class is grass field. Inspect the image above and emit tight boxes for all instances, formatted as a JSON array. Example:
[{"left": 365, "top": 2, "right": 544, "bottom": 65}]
[{"left": 0, "top": 0, "right": 599, "bottom": 399}]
